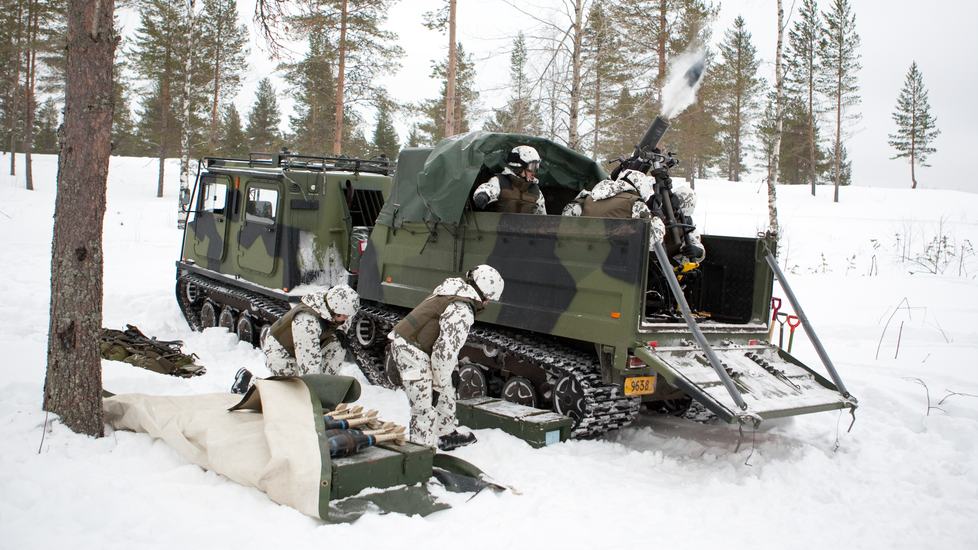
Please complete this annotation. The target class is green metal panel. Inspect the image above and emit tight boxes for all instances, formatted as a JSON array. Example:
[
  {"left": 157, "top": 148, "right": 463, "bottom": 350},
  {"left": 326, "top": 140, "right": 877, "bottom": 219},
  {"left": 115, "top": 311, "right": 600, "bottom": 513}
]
[
  {"left": 328, "top": 443, "right": 435, "bottom": 500},
  {"left": 457, "top": 397, "right": 573, "bottom": 448}
]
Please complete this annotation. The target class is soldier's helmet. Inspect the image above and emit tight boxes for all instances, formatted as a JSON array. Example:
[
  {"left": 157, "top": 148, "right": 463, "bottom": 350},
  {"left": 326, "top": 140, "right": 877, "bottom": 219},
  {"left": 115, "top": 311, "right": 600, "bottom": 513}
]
[
  {"left": 466, "top": 265, "right": 505, "bottom": 302},
  {"left": 326, "top": 284, "right": 360, "bottom": 317},
  {"left": 617, "top": 169, "right": 655, "bottom": 202},
  {"left": 507, "top": 146, "right": 541, "bottom": 174},
  {"left": 672, "top": 184, "right": 697, "bottom": 213}
]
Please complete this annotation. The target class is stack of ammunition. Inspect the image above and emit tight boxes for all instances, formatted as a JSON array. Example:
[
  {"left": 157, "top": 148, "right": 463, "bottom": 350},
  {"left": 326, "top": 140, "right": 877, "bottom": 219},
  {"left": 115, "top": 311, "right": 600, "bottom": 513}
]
[{"left": 324, "top": 404, "right": 408, "bottom": 458}]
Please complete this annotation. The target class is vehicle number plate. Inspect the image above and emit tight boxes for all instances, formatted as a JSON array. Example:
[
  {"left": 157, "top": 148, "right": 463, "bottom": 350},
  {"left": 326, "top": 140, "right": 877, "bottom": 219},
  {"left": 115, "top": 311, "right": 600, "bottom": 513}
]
[{"left": 624, "top": 376, "right": 656, "bottom": 396}]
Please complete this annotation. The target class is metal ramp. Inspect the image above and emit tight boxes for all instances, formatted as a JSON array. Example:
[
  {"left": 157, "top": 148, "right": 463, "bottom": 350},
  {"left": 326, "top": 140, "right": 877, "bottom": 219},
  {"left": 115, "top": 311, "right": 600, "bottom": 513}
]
[
  {"left": 634, "top": 343, "right": 855, "bottom": 424},
  {"left": 646, "top": 242, "right": 857, "bottom": 426}
]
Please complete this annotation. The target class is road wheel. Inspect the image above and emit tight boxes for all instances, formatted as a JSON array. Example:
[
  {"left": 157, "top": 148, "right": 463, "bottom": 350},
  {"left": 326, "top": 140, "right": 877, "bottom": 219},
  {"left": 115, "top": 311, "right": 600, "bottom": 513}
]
[
  {"left": 354, "top": 315, "right": 377, "bottom": 347},
  {"left": 200, "top": 302, "right": 217, "bottom": 329},
  {"left": 501, "top": 376, "right": 538, "bottom": 408},
  {"left": 652, "top": 395, "right": 693, "bottom": 416},
  {"left": 457, "top": 364, "right": 488, "bottom": 399},
  {"left": 383, "top": 349, "right": 402, "bottom": 387},
  {"left": 219, "top": 306, "right": 236, "bottom": 332},
  {"left": 553, "top": 373, "right": 586, "bottom": 423},
  {"left": 236, "top": 314, "right": 254, "bottom": 345}
]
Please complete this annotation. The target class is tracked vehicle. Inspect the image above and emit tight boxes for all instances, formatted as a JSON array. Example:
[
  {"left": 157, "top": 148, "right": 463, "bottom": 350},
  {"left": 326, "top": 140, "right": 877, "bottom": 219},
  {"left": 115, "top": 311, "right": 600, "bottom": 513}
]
[{"left": 178, "top": 129, "right": 856, "bottom": 439}]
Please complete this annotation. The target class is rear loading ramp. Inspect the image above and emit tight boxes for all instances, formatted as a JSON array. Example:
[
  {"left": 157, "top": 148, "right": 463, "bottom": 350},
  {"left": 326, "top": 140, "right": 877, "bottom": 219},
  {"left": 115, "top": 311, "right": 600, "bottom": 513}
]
[{"left": 634, "top": 344, "right": 856, "bottom": 425}]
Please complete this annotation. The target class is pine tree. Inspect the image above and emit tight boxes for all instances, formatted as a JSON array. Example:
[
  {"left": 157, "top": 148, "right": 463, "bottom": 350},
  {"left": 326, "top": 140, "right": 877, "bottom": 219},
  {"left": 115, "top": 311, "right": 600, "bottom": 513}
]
[
  {"left": 281, "top": 32, "right": 337, "bottom": 156},
  {"left": 111, "top": 53, "right": 138, "bottom": 156},
  {"left": 197, "top": 0, "right": 249, "bottom": 154},
  {"left": 611, "top": 0, "right": 718, "bottom": 102},
  {"left": 285, "top": 0, "right": 403, "bottom": 153},
  {"left": 821, "top": 0, "right": 861, "bottom": 202},
  {"left": 888, "top": 61, "right": 939, "bottom": 189},
  {"left": 785, "top": 0, "right": 825, "bottom": 195},
  {"left": 715, "top": 15, "right": 765, "bottom": 182},
  {"left": 581, "top": 4, "right": 630, "bottom": 159},
  {"left": 129, "top": 0, "right": 185, "bottom": 197},
  {"left": 32, "top": 98, "right": 60, "bottom": 154},
  {"left": 218, "top": 103, "right": 247, "bottom": 157},
  {"left": 246, "top": 77, "right": 282, "bottom": 152},
  {"left": 484, "top": 32, "right": 544, "bottom": 137},
  {"left": 416, "top": 42, "right": 478, "bottom": 145},
  {"left": 371, "top": 98, "right": 400, "bottom": 159}
]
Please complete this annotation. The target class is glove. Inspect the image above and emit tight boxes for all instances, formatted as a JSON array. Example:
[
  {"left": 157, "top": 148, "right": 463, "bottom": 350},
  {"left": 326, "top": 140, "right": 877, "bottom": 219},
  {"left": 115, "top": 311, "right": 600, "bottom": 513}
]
[
  {"left": 473, "top": 192, "right": 489, "bottom": 210},
  {"left": 680, "top": 243, "right": 705, "bottom": 262}
]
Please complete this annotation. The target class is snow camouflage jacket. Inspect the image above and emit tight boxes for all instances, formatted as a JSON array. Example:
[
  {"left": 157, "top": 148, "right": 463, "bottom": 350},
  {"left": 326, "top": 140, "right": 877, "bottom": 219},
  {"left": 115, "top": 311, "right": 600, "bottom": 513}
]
[
  {"left": 473, "top": 168, "right": 547, "bottom": 215},
  {"left": 391, "top": 278, "right": 483, "bottom": 373},
  {"left": 563, "top": 179, "right": 666, "bottom": 249},
  {"left": 269, "top": 292, "right": 342, "bottom": 367}
]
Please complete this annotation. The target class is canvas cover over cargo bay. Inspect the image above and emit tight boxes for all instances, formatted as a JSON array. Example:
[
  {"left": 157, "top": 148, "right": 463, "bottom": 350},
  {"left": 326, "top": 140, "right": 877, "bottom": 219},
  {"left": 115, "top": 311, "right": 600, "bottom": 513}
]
[{"left": 177, "top": 127, "right": 857, "bottom": 440}]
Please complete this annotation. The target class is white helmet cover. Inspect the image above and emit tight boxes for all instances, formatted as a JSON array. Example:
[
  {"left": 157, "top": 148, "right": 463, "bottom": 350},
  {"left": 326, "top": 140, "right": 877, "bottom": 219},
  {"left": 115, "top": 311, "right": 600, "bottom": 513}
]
[
  {"left": 325, "top": 284, "right": 359, "bottom": 317},
  {"left": 617, "top": 169, "right": 655, "bottom": 202},
  {"left": 466, "top": 264, "right": 505, "bottom": 301},
  {"left": 507, "top": 145, "right": 541, "bottom": 173},
  {"left": 672, "top": 184, "right": 696, "bottom": 213}
]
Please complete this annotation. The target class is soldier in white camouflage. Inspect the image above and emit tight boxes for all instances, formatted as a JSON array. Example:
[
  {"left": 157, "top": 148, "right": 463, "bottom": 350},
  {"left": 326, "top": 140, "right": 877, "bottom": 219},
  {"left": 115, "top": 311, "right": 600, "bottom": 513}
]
[
  {"left": 263, "top": 285, "right": 359, "bottom": 375},
  {"left": 472, "top": 146, "right": 547, "bottom": 215},
  {"left": 562, "top": 169, "right": 704, "bottom": 264},
  {"left": 232, "top": 285, "right": 360, "bottom": 394},
  {"left": 387, "top": 265, "right": 505, "bottom": 451}
]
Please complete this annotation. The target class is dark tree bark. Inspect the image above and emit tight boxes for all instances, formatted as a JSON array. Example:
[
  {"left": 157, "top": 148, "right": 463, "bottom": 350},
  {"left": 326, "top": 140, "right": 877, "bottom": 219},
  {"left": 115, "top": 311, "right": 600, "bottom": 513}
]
[{"left": 44, "top": 0, "right": 118, "bottom": 438}]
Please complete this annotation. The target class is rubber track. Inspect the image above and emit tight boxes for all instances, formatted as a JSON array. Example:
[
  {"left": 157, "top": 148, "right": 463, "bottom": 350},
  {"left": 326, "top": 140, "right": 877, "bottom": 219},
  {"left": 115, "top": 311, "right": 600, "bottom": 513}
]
[
  {"left": 354, "top": 303, "right": 641, "bottom": 439},
  {"left": 177, "top": 273, "right": 291, "bottom": 332}
]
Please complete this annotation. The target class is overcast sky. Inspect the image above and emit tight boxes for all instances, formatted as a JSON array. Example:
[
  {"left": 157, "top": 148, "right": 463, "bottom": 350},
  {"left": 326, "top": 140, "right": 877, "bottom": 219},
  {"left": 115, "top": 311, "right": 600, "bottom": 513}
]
[{"left": 218, "top": 1, "right": 977, "bottom": 194}]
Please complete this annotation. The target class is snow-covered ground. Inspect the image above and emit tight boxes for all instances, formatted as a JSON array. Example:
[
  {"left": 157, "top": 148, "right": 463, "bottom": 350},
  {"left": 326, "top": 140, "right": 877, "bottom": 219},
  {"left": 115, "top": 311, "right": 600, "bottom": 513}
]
[{"left": 2, "top": 154, "right": 977, "bottom": 549}]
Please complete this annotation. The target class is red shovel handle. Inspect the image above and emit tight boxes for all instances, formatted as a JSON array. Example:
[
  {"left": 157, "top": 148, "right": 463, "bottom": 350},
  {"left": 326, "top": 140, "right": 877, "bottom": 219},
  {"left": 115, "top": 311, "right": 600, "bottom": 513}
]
[{"left": 771, "top": 298, "right": 782, "bottom": 320}]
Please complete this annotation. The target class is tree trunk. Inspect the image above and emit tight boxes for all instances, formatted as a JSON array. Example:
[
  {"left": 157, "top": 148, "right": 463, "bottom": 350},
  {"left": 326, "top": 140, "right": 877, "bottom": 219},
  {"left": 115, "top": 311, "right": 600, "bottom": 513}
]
[
  {"left": 9, "top": 2, "right": 24, "bottom": 177},
  {"left": 211, "top": 10, "right": 223, "bottom": 152},
  {"left": 767, "top": 0, "right": 783, "bottom": 238},
  {"left": 657, "top": 0, "right": 667, "bottom": 103},
  {"left": 567, "top": 0, "right": 584, "bottom": 151},
  {"left": 24, "top": 0, "right": 39, "bottom": 191},
  {"left": 445, "top": 0, "right": 457, "bottom": 137},
  {"left": 44, "top": 0, "right": 117, "bottom": 438},
  {"left": 808, "top": 76, "right": 816, "bottom": 196},
  {"left": 179, "top": 0, "right": 195, "bottom": 227},
  {"left": 833, "top": 70, "right": 841, "bottom": 203},
  {"left": 333, "top": 0, "right": 347, "bottom": 156},
  {"left": 158, "top": 47, "right": 171, "bottom": 199}
]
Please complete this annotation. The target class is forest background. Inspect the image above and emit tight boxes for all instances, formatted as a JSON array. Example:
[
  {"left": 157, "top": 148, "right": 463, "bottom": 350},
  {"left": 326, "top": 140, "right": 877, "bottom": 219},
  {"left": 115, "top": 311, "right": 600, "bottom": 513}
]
[{"left": 2, "top": 0, "right": 974, "bottom": 195}]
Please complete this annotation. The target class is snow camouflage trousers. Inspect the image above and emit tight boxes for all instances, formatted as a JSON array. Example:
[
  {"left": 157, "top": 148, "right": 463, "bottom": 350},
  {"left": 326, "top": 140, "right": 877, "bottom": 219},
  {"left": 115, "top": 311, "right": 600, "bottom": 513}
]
[
  {"left": 389, "top": 334, "right": 457, "bottom": 447},
  {"left": 263, "top": 335, "right": 345, "bottom": 376}
]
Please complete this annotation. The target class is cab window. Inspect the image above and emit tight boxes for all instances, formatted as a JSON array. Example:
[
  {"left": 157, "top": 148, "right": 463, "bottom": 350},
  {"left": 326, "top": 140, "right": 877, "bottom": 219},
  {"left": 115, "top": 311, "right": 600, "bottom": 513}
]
[
  {"left": 245, "top": 187, "right": 278, "bottom": 224},
  {"left": 201, "top": 180, "right": 228, "bottom": 215}
]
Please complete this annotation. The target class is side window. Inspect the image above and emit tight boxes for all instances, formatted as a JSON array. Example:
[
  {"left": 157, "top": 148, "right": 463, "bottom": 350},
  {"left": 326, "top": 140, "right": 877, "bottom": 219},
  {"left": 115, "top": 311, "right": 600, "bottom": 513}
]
[
  {"left": 201, "top": 180, "right": 228, "bottom": 215},
  {"left": 245, "top": 187, "right": 279, "bottom": 224}
]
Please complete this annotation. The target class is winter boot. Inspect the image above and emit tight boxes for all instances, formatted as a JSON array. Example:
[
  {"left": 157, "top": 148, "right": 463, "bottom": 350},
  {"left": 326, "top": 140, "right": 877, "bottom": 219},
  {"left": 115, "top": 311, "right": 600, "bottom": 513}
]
[
  {"left": 231, "top": 368, "right": 254, "bottom": 395},
  {"left": 437, "top": 430, "right": 477, "bottom": 451}
]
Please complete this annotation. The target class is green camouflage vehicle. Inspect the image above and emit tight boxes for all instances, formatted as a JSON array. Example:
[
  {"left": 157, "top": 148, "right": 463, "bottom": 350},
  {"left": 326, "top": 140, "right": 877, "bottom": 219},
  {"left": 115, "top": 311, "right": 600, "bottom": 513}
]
[
  {"left": 177, "top": 131, "right": 857, "bottom": 439},
  {"left": 176, "top": 150, "right": 394, "bottom": 344}
]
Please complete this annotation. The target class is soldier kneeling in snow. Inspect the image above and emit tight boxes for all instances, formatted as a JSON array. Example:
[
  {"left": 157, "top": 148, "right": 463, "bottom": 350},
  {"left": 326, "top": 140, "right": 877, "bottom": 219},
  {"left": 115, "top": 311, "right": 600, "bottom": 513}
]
[
  {"left": 387, "top": 265, "right": 505, "bottom": 451},
  {"left": 231, "top": 285, "right": 360, "bottom": 394}
]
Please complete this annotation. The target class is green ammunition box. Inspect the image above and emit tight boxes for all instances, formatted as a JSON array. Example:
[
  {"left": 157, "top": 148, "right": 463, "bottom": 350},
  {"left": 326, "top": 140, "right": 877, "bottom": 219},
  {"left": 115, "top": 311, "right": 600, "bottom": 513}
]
[
  {"left": 456, "top": 397, "right": 574, "bottom": 448},
  {"left": 329, "top": 442, "right": 435, "bottom": 500}
]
